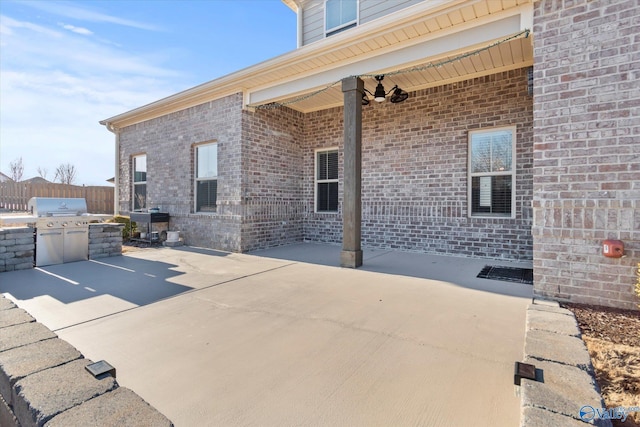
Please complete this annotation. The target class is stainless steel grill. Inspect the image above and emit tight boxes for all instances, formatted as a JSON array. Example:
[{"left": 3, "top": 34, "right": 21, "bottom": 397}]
[{"left": 28, "top": 198, "right": 92, "bottom": 267}]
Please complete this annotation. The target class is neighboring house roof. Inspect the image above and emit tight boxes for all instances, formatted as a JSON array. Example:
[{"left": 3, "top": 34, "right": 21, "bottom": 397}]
[
  {"left": 21, "top": 177, "right": 51, "bottom": 184},
  {"left": 101, "top": 0, "right": 532, "bottom": 129},
  {"left": 0, "top": 172, "right": 12, "bottom": 182}
]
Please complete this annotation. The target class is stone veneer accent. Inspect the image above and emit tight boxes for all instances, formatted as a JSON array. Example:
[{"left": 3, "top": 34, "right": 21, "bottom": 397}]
[
  {"left": 88, "top": 223, "right": 123, "bottom": 259},
  {"left": 532, "top": 0, "right": 639, "bottom": 309},
  {"left": 0, "top": 227, "right": 34, "bottom": 273}
]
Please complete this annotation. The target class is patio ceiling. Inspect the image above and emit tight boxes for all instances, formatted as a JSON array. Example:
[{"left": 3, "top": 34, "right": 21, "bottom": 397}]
[
  {"left": 102, "top": 0, "right": 533, "bottom": 128},
  {"left": 248, "top": 0, "right": 533, "bottom": 112},
  {"left": 257, "top": 31, "right": 533, "bottom": 113}
]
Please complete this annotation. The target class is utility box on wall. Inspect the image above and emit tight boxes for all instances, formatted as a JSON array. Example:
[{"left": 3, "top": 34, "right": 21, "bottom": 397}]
[{"left": 603, "top": 239, "right": 624, "bottom": 258}]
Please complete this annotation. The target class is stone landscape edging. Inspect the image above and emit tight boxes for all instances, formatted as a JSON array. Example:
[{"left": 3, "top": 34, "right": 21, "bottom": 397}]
[
  {"left": 0, "top": 295, "right": 173, "bottom": 427},
  {"left": 520, "top": 299, "right": 612, "bottom": 427}
]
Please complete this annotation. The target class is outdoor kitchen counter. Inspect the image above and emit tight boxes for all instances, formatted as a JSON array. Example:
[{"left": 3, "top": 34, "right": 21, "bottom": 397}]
[{"left": 0, "top": 216, "right": 37, "bottom": 226}]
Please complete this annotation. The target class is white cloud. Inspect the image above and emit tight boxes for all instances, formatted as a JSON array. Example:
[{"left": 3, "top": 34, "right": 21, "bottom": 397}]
[
  {"left": 18, "top": 1, "right": 162, "bottom": 31},
  {"left": 0, "top": 15, "right": 62, "bottom": 38},
  {"left": 60, "top": 23, "right": 93, "bottom": 36},
  {"left": 0, "top": 14, "right": 187, "bottom": 185}
]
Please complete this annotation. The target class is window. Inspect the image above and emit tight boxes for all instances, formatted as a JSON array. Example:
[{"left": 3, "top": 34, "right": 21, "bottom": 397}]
[
  {"left": 133, "top": 155, "right": 146, "bottom": 211},
  {"left": 325, "top": 0, "right": 357, "bottom": 36},
  {"left": 316, "top": 149, "right": 338, "bottom": 212},
  {"left": 195, "top": 143, "right": 218, "bottom": 212},
  {"left": 468, "top": 127, "right": 516, "bottom": 218}
]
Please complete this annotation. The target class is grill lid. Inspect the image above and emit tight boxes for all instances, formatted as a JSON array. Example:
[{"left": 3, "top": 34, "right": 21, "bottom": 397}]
[{"left": 27, "top": 197, "right": 88, "bottom": 217}]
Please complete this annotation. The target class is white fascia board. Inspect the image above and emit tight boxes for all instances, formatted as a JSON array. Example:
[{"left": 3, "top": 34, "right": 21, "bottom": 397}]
[
  {"left": 520, "top": 5, "right": 533, "bottom": 31},
  {"left": 247, "top": 14, "right": 521, "bottom": 106}
]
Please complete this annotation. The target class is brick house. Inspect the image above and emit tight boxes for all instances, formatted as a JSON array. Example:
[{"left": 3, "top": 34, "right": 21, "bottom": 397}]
[{"left": 101, "top": 0, "right": 639, "bottom": 310}]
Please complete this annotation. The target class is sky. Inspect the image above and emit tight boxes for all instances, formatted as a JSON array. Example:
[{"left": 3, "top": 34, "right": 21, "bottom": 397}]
[{"left": 0, "top": 0, "right": 296, "bottom": 185}]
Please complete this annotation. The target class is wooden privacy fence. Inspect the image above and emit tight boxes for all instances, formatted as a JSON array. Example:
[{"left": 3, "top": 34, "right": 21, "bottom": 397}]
[{"left": 0, "top": 182, "right": 114, "bottom": 214}]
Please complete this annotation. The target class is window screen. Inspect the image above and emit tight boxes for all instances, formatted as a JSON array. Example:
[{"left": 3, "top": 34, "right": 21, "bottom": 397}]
[
  {"left": 469, "top": 129, "right": 515, "bottom": 217},
  {"left": 316, "top": 149, "right": 338, "bottom": 212}
]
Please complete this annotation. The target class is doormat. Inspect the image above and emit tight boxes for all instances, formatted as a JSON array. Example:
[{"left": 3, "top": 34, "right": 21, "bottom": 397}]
[{"left": 477, "top": 265, "right": 533, "bottom": 285}]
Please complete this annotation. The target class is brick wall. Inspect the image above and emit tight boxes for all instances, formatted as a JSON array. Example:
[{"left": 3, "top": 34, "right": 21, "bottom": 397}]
[
  {"left": 532, "top": 0, "right": 640, "bottom": 309},
  {"left": 302, "top": 106, "right": 345, "bottom": 245},
  {"left": 240, "top": 107, "right": 306, "bottom": 251},
  {"left": 302, "top": 68, "right": 534, "bottom": 260},
  {"left": 117, "top": 69, "right": 534, "bottom": 262},
  {"left": 118, "top": 94, "right": 244, "bottom": 252}
]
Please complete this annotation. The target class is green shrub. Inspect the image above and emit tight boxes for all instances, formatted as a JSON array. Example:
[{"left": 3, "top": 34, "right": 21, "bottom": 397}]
[{"left": 107, "top": 216, "right": 137, "bottom": 240}]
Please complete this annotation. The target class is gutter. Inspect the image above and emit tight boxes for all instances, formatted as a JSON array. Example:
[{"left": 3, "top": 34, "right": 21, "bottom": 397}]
[{"left": 105, "top": 123, "right": 119, "bottom": 217}]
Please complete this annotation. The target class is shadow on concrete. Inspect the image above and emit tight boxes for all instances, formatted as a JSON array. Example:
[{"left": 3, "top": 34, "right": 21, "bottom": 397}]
[
  {"left": 0, "top": 255, "right": 191, "bottom": 306},
  {"left": 250, "top": 242, "right": 534, "bottom": 298},
  {"left": 169, "top": 246, "right": 232, "bottom": 257}
]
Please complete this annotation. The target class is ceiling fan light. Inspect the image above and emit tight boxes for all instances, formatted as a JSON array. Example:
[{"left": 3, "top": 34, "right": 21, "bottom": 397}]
[{"left": 374, "top": 82, "right": 386, "bottom": 102}]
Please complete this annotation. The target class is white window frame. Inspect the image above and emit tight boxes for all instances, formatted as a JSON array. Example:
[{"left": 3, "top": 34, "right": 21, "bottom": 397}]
[
  {"left": 132, "top": 154, "right": 147, "bottom": 211},
  {"left": 467, "top": 126, "right": 516, "bottom": 219},
  {"left": 194, "top": 142, "right": 218, "bottom": 213},
  {"left": 315, "top": 147, "right": 339, "bottom": 213},
  {"left": 325, "top": 0, "right": 358, "bottom": 37}
]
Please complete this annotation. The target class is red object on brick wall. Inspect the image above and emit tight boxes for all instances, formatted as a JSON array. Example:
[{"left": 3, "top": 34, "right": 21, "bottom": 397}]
[{"left": 603, "top": 240, "right": 624, "bottom": 258}]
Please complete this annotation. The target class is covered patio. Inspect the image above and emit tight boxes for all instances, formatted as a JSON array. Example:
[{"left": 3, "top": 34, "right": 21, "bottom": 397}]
[
  {"left": 244, "top": 1, "right": 534, "bottom": 268},
  {"left": 1, "top": 244, "right": 532, "bottom": 426}
]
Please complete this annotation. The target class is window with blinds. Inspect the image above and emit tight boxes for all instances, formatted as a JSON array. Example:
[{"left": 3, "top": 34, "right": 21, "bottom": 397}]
[
  {"left": 468, "top": 128, "right": 516, "bottom": 218},
  {"left": 133, "top": 154, "right": 146, "bottom": 211},
  {"left": 195, "top": 143, "right": 217, "bottom": 212},
  {"left": 316, "top": 149, "right": 338, "bottom": 212}
]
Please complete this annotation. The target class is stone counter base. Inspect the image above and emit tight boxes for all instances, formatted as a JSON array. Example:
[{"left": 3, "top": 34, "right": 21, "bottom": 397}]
[
  {"left": 1, "top": 224, "right": 123, "bottom": 273},
  {"left": 0, "top": 295, "right": 172, "bottom": 427}
]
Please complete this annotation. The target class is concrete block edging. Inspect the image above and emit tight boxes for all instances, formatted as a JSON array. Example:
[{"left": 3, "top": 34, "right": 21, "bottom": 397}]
[
  {"left": 0, "top": 295, "right": 173, "bottom": 427},
  {"left": 519, "top": 299, "right": 611, "bottom": 427}
]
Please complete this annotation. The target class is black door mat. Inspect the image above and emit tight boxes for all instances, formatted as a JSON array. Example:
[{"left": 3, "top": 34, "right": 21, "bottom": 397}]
[{"left": 477, "top": 265, "right": 533, "bottom": 285}]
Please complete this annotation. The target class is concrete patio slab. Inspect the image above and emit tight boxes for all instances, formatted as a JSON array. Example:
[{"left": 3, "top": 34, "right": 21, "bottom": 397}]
[
  {"left": 251, "top": 242, "right": 533, "bottom": 297},
  {"left": 0, "top": 247, "right": 289, "bottom": 330},
  {"left": 1, "top": 244, "right": 532, "bottom": 426}
]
